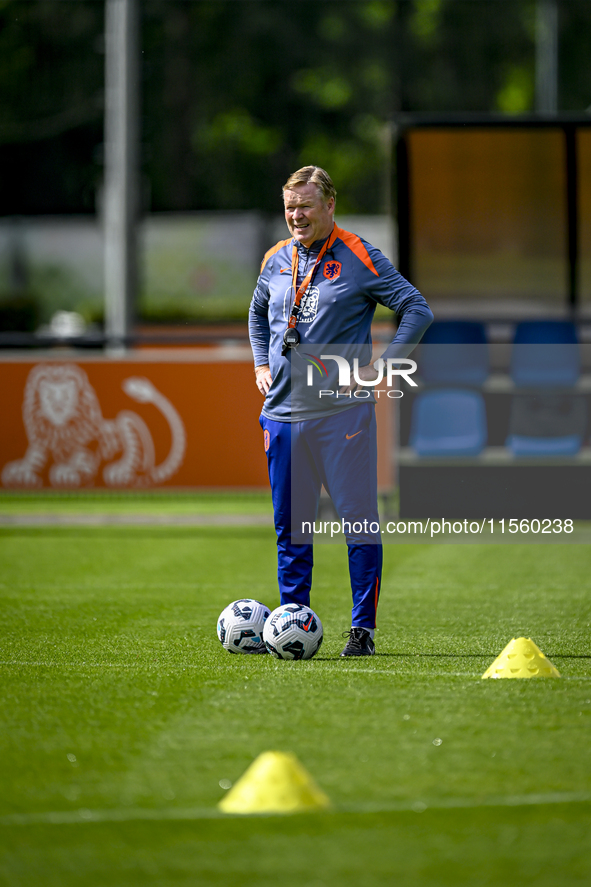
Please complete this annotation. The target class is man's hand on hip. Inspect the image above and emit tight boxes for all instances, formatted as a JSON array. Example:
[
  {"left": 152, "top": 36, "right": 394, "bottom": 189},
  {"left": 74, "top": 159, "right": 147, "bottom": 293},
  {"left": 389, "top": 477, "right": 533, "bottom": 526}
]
[
  {"left": 255, "top": 364, "right": 273, "bottom": 395},
  {"left": 340, "top": 363, "right": 380, "bottom": 394}
]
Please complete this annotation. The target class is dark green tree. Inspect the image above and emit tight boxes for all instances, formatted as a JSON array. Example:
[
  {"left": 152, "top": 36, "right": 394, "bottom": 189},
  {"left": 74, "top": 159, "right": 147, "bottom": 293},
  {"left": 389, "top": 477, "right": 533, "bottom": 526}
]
[
  {"left": 2, "top": 0, "right": 591, "bottom": 216},
  {"left": 0, "top": 0, "right": 104, "bottom": 214}
]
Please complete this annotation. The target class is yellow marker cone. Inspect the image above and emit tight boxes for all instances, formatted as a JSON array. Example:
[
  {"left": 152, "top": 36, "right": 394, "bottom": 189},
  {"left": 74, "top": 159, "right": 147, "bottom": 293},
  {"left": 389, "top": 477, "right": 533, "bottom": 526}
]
[
  {"left": 218, "top": 751, "right": 331, "bottom": 814},
  {"left": 482, "top": 637, "right": 560, "bottom": 679}
]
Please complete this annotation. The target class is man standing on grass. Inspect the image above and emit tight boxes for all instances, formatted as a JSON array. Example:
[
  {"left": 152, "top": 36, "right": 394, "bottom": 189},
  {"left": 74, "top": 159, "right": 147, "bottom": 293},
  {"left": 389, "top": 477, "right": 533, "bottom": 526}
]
[{"left": 248, "top": 166, "right": 432, "bottom": 656}]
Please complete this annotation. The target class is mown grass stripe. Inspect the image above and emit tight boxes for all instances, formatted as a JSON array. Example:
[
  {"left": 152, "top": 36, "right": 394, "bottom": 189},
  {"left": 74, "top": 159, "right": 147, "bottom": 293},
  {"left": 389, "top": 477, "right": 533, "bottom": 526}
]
[
  {"left": 1, "top": 661, "right": 590, "bottom": 680},
  {"left": 0, "top": 514, "right": 273, "bottom": 526},
  {"left": 2, "top": 791, "right": 590, "bottom": 826}
]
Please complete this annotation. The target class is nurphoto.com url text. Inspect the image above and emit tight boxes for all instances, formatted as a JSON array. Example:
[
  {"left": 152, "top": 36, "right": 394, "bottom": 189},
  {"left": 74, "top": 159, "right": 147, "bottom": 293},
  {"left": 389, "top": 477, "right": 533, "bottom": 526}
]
[{"left": 304, "top": 518, "right": 575, "bottom": 538}]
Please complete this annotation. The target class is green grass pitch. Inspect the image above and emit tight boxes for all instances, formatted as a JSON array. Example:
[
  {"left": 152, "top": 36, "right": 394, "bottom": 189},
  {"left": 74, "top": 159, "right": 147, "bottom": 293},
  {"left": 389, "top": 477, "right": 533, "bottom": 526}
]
[{"left": 0, "top": 501, "right": 590, "bottom": 886}]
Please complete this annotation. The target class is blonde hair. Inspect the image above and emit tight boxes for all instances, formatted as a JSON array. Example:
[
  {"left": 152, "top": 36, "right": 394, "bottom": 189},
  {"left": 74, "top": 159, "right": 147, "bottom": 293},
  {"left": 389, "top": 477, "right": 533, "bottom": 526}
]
[{"left": 282, "top": 166, "right": 336, "bottom": 204}]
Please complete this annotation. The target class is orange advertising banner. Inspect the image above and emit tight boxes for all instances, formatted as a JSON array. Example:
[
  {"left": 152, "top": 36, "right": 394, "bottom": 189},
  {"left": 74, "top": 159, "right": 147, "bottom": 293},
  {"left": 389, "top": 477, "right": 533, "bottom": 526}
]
[{"left": 0, "top": 353, "right": 269, "bottom": 489}]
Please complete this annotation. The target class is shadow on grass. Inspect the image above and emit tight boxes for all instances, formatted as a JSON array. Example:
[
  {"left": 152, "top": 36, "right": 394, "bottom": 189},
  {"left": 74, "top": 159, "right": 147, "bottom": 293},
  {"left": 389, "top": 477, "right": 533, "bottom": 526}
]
[
  {"left": 311, "top": 653, "right": 488, "bottom": 662},
  {"left": 371, "top": 653, "right": 489, "bottom": 659},
  {"left": 0, "top": 526, "right": 274, "bottom": 540},
  {"left": 312, "top": 652, "right": 591, "bottom": 662},
  {"left": 553, "top": 654, "right": 591, "bottom": 659},
  {"left": 368, "top": 653, "right": 591, "bottom": 660}
]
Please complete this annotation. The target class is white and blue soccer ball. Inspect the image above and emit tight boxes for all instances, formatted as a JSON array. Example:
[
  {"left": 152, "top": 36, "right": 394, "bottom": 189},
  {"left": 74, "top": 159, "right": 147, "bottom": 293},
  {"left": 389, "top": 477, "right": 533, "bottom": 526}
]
[
  {"left": 217, "top": 599, "right": 271, "bottom": 654},
  {"left": 263, "top": 603, "right": 323, "bottom": 660}
]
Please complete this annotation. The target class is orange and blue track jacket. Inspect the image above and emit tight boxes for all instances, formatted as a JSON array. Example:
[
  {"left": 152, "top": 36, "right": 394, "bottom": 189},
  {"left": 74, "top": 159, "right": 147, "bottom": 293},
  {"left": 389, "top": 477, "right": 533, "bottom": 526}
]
[{"left": 248, "top": 224, "right": 433, "bottom": 422}]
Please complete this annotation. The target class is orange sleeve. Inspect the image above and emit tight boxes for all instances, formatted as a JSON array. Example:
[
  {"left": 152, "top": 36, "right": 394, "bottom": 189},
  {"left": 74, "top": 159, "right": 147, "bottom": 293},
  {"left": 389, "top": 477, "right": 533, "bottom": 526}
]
[
  {"left": 260, "top": 238, "right": 292, "bottom": 274},
  {"left": 333, "top": 225, "right": 379, "bottom": 276}
]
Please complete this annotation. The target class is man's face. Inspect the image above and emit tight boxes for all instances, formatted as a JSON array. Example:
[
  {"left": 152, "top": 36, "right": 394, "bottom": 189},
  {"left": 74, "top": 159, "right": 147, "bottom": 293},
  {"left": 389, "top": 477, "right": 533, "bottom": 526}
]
[{"left": 283, "top": 183, "right": 335, "bottom": 248}]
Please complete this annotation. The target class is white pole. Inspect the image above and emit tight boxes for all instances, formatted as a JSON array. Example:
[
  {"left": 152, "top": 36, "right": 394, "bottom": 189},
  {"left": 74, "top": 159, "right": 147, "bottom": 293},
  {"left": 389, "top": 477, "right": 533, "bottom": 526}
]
[
  {"left": 536, "top": 0, "right": 558, "bottom": 114},
  {"left": 104, "top": 0, "right": 139, "bottom": 352}
]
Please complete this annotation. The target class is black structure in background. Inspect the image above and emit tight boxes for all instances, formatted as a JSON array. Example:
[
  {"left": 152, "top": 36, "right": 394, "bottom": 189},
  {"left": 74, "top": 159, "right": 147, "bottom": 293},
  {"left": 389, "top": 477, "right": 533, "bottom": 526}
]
[
  {"left": 393, "top": 113, "right": 591, "bottom": 313},
  {"left": 398, "top": 382, "right": 591, "bottom": 519},
  {"left": 399, "top": 465, "right": 591, "bottom": 520},
  {"left": 393, "top": 115, "right": 591, "bottom": 518}
]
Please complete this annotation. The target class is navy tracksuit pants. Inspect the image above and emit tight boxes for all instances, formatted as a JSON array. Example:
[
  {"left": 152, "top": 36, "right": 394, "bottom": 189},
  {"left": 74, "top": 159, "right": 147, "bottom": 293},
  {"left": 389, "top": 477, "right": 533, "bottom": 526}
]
[{"left": 260, "top": 402, "right": 382, "bottom": 629}]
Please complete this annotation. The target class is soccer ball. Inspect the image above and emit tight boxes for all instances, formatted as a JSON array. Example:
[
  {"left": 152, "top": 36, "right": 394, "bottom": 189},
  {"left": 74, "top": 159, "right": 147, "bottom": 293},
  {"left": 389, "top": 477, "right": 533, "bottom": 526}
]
[
  {"left": 263, "top": 603, "right": 323, "bottom": 660},
  {"left": 217, "top": 599, "right": 271, "bottom": 654}
]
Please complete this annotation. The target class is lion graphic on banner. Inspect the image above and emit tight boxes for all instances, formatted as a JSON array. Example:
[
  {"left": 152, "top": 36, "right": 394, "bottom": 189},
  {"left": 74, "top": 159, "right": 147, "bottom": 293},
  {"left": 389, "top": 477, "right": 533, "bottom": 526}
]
[{"left": 1, "top": 364, "right": 186, "bottom": 488}]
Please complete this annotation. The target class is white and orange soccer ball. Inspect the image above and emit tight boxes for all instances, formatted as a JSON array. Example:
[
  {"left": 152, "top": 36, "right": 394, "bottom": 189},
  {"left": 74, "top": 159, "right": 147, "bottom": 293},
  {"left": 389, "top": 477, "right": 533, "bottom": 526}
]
[
  {"left": 217, "top": 599, "right": 270, "bottom": 654},
  {"left": 263, "top": 603, "right": 323, "bottom": 660}
]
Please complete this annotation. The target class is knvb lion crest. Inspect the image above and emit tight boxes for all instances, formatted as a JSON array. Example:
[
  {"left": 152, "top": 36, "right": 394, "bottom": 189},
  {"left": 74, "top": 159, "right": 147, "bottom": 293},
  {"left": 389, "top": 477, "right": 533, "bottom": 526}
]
[
  {"left": 323, "top": 261, "right": 342, "bottom": 280},
  {"left": 1, "top": 364, "right": 187, "bottom": 489},
  {"left": 298, "top": 286, "right": 319, "bottom": 323},
  {"left": 283, "top": 285, "right": 320, "bottom": 324}
]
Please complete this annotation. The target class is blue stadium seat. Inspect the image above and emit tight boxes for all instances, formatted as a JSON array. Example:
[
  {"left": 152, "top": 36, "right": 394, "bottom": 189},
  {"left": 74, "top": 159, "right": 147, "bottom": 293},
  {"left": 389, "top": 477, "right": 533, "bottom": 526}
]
[
  {"left": 506, "top": 434, "right": 583, "bottom": 457},
  {"left": 418, "top": 321, "right": 489, "bottom": 386},
  {"left": 409, "top": 389, "right": 488, "bottom": 457},
  {"left": 505, "top": 391, "right": 586, "bottom": 457},
  {"left": 510, "top": 320, "right": 580, "bottom": 388}
]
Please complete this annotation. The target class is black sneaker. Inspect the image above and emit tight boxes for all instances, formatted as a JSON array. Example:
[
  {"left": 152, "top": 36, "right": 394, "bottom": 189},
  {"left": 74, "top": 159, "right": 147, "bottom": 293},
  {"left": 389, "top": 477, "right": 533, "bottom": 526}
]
[{"left": 340, "top": 628, "right": 375, "bottom": 657}]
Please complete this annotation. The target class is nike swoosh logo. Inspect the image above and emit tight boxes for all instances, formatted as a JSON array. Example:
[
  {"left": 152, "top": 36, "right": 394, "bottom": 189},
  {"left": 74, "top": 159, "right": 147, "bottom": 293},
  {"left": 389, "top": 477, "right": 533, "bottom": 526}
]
[
  {"left": 280, "top": 268, "right": 290, "bottom": 273},
  {"left": 346, "top": 431, "right": 362, "bottom": 440}
]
